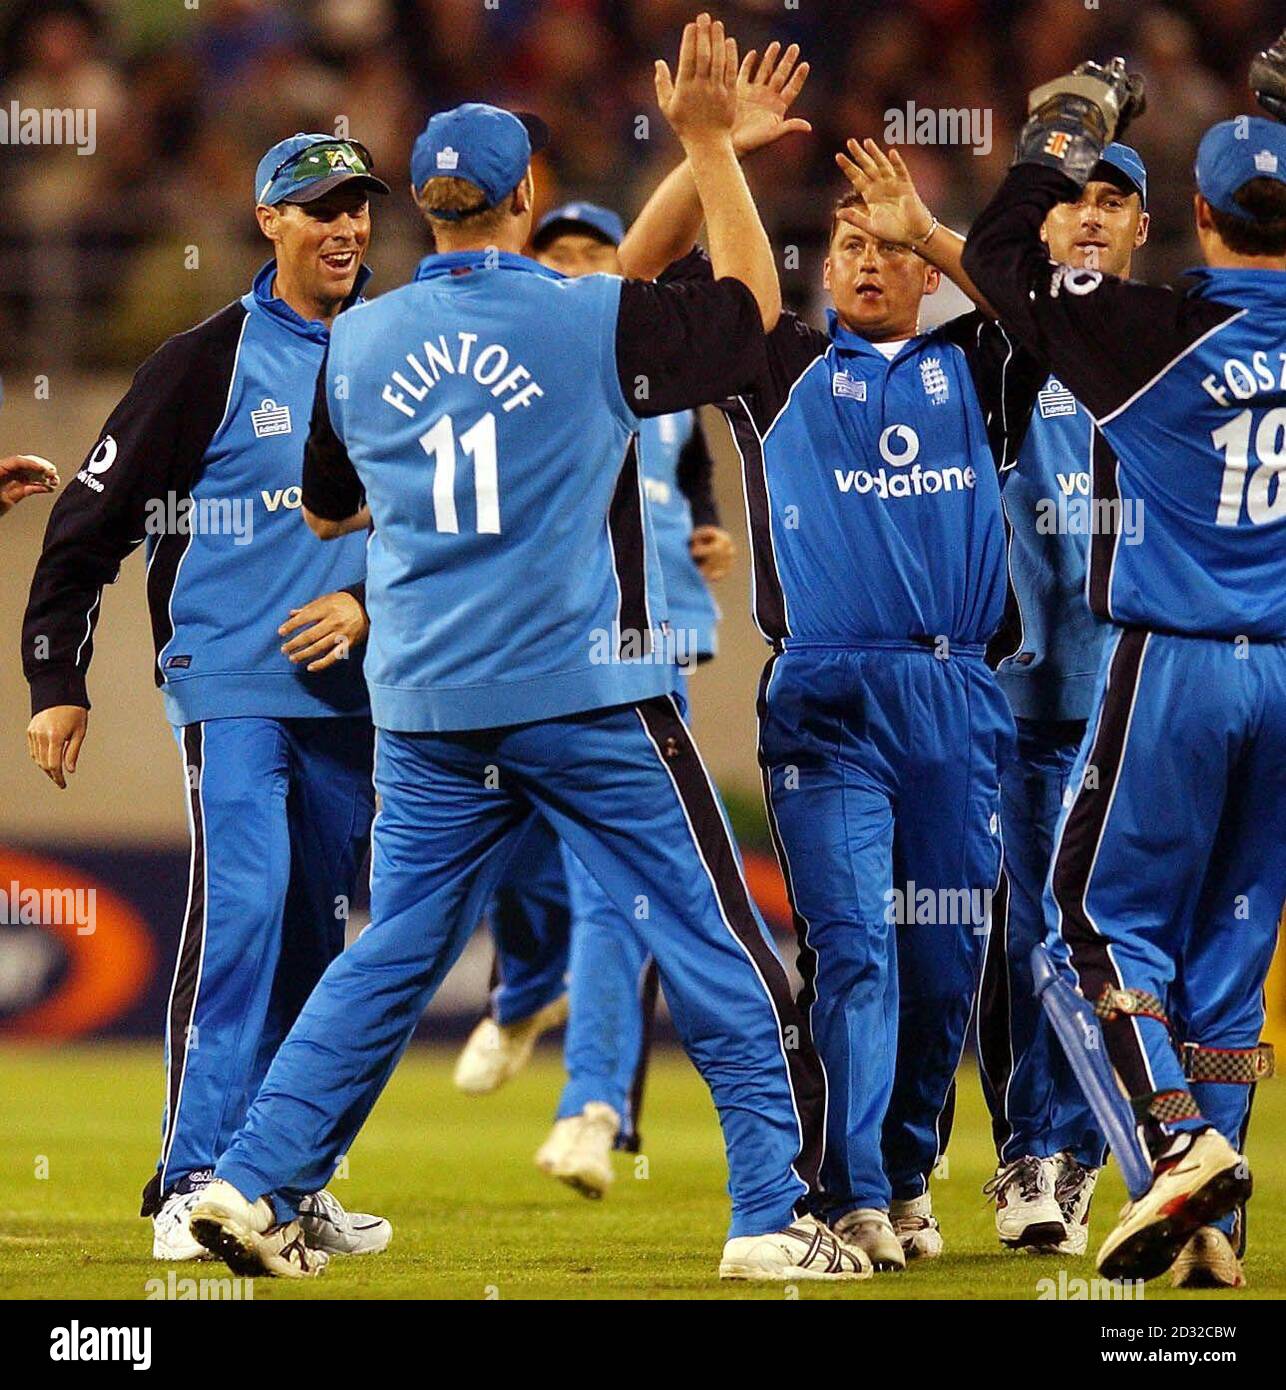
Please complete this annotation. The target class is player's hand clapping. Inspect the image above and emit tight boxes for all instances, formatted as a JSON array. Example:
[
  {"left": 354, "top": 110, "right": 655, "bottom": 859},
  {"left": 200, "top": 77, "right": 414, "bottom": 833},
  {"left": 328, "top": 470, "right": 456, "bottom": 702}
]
[
  {"left": 655, "top": 12, "right": 739, "bottom": 148},
  {"left": 835, "top": 139, "right": 935, "bottom": 248},
  {"left": 280, "top": 590, "right": 370, "bottom": 672},
  {"left": 731, "top": 42, "right": 811, "bottom": 158},
  {"left": 0, "top": 454, "right": 59, "bottom": 516}
]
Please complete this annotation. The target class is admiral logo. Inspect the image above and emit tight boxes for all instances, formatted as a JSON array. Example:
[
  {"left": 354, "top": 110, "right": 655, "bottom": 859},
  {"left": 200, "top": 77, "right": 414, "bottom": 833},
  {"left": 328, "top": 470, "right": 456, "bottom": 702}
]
[
  {"left": 920, "top": 356, "right": 949, "bottom": 405},
  {"left": 436, "top": 146, "right": 460, "bottom": 171},
  {"left": 832, "top": 369, "right": 867, "bottom": 402},
  {"left": 1255, "top": 149, "right": 1279, "bottom": 174},
  {"left": 1038, "top": 378, "right": 1077, "bottom": 418},
  {"left": 1044, "top": 131, "right": 1071, "bottom": 159},
  {"left": 643, "top": 477, "right": 673, "bottom": 505},
  {"left": 250, "top": 399, "right": 292, "bottom": 438}
]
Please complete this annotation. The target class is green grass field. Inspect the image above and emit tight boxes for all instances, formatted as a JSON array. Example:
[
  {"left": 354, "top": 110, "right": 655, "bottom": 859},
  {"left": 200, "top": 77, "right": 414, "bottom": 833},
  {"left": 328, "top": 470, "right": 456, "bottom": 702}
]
[{"left": 1, "top": 1042, "right": 1282, "bottom": 1300}]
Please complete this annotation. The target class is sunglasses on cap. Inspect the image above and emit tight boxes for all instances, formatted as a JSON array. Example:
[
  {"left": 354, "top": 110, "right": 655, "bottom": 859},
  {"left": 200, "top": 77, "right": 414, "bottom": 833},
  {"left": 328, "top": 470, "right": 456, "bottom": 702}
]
[{"left": 269, "top": 140, "right": 378, "bottom": 192}]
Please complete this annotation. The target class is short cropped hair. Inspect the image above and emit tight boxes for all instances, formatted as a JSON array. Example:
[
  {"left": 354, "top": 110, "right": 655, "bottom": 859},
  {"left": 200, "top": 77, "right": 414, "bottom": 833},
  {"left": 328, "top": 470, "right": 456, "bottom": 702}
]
[{"left": 1208, "top": 177, "right": 1286, "bottom": 257}]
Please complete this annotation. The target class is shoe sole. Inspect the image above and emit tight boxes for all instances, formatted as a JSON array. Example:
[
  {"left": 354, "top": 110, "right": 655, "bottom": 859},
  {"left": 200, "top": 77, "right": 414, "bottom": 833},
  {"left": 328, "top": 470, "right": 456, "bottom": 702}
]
[
  {"left": 1098, "top": 1167, "right": 1252, "bottom": 1283},
  {"left": 718, "top": 1261, "right": 871, "bottom": 1282},
  {"left": 151, "top": 1244, "right": 214, "bottom": 1262},
  {"left": 1171, "top": 1265, "right": 1245, "bottom": 1290},
  {"left": 1000, "top": 1220, "right": 1067, "bottom": 1251},
  {"left": 552, "top": 1168, "right": 610, "bottom": 1200},
  {"left": 190, "top": 1211, "right": 271, "bottom": 1278}
]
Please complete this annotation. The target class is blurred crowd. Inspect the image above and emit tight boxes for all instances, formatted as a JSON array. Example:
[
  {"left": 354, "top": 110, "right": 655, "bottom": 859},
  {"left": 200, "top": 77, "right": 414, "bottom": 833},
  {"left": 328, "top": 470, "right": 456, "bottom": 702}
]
[{"left": 1, "top": 0, "right": 1285, "bottom": 367}]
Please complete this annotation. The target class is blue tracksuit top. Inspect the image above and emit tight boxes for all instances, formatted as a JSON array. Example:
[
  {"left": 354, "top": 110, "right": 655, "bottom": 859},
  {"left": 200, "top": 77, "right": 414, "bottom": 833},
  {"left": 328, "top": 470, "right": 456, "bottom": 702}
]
[
  {"left": 724, "top": 307, "right": 1044, "bottom": 651},
  {"left": 994, "top": 376, "right": 1111, "bottom": 722},
  {"left": 23, "top": 261, "right": 369, "bottom": 724}
]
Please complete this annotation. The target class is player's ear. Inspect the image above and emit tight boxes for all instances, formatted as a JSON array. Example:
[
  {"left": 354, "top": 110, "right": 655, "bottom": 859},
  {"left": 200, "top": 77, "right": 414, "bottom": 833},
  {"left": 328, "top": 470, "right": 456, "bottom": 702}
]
[
  {"left": 255, "top": 203, "right": 281, "bottom": 244},
  {"left": 923, "top": 263, "right": 941, "bottom": 296},
  {"left": 1134, "top": 209, "right": 1150, "bottom": 249},
  {"left": 822, "top": 255, "right": 832, "bottom": 291}
]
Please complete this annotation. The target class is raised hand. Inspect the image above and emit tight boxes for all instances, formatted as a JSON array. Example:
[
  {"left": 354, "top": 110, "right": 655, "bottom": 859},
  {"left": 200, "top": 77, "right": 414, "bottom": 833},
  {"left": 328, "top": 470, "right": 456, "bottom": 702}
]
[
  {"left": 732, "top": 41, "right": 811, "bottom": 157},
  {"left": 655, "top": 12, "right": 739, "bottom": 148},
  {"left": 835, "top": 139, "right": 934, "bottom": 246}
]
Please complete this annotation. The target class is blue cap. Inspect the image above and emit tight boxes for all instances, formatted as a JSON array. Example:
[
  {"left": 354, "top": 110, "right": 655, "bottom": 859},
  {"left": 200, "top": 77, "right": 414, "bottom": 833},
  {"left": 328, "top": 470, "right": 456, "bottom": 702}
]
[
  {"left": 255, "top": 132, "right": 389, "bottom": 206},
  {"left": 533, "top": 201, "right": 625, "bottom": 250},
  {"left": 410, "top": 103, "right": 550, "bottom": 218},
  {"left": 1196, "top": 117, "right": 1286, "bottom": 220},
  {"left": 1096, "top": 142, "right": 1148, "bottom": 209}
]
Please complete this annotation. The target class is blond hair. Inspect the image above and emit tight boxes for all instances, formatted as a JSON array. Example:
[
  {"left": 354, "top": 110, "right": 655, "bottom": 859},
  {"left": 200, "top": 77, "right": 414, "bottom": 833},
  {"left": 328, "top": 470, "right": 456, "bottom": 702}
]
[{"left": 416, "top": 175, "right": 513, "bottom": 236}]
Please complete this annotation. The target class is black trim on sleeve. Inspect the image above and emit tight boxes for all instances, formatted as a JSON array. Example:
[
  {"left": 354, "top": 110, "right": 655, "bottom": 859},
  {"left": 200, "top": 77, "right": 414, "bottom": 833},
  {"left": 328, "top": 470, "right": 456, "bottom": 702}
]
[
  {"left": 616, "top": 273, "right": 767, "bottom": 418},
  {"left": 963, "top": 164, "right": 1238, "bottom": 422},
  {"left": 937, "top": 311, "right": 1045, "bottom": 473},
  {"left": 23, "top": 302, "right": 248, "bottom": 714},
  {"left": 675, "top": 415, "right": 719, "bottom": 529},
  {"left": 302, "top": 353, "right": 365, "bottom": 521}
]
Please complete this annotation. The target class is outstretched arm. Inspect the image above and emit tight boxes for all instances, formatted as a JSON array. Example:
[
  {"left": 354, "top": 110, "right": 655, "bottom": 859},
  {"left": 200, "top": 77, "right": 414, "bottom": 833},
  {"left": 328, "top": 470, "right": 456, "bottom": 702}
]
[
  {"left": 653, "top": 14, "right": 780, "bottom": 330},
  {"left": 834, "top": 139, "right": 993, "bottom": 315},
  {"left": 620, "top": 38, "right": 809, "bottom": 283}
]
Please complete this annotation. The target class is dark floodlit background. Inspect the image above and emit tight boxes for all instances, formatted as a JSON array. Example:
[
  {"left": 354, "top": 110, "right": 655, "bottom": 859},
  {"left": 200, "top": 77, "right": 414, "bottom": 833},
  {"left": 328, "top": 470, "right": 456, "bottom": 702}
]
[
  {"left": 2, "top": 0, "right": 1286, "bottom": 367},
  {"left": 1, "top": 0, "right": 1284, "bottom": 1041}
]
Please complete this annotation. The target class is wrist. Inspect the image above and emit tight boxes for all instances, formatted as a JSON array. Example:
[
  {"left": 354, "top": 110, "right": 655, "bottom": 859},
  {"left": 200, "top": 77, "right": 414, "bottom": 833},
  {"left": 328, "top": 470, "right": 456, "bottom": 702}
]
[
  {"left": 680, "top": 130, "right": 736, "bottom": 161},
  {"left": 908, "top": 209, "right": 938, "bottom": 245}
]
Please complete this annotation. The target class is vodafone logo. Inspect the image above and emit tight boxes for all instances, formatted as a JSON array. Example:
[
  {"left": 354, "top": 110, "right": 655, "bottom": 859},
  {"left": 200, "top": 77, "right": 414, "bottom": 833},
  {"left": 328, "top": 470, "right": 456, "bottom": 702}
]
[
  {"left": 878, "top": 424, "right": 920, "bottom": 467},
  {"left": 834, "top": 428, "right": 977, "bottom": 501},
  {"left": 86, "top": 435, "right": 118, "bottom": 474}
]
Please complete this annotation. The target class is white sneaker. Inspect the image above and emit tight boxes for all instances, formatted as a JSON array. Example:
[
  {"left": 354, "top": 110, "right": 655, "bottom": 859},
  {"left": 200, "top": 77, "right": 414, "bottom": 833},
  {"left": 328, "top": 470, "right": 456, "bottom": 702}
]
[
  {"left": 1045, "top": 1153, "right": 1099, "bottom": 1257},
  {"left": 189, "top": 1179, "right": 328, "bottom": 1279},
  {"left": 534, "top": 1102, "right": 618, "bottom": 1198},
  {"left": 1170, "top": 1226, "right": 1246, "bottom": 1289},
  {"left": 453, "top": 994, "right": 570, "bottom": 1095},
  {"left": 832, "top": 1207, "right": 906, "bottom": 1271},
  {"left": 890, "top": 1193, "right": 945, "bottom": 1260},
  {"left": 720, "top": 1214, "right": 873, "bottom": 1281},
  {"left": 298, "top": 1189, "right": 392, "bottom": 1255},
  {"left": 984, "top": 1156, "right": 1067, "bottom": 1250},
  {"left": 1098, "top": 1129, "right": 1252, "bottom": 1282},
  {"left": 151, "top": 1178, "right": 215, "bottom": 1262}
]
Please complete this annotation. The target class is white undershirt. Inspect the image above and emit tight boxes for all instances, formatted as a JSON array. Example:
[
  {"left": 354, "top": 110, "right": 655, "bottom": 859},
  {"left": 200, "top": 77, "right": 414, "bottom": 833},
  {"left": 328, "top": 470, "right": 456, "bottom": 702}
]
[{"left": 870, "top": 338, "right": 910, "bottom": 359}]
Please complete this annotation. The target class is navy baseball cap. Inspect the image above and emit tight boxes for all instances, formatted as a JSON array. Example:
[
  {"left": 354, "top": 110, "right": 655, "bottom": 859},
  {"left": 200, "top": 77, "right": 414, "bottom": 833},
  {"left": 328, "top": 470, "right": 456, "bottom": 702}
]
[
  {"left": 256, "top": 133, "right": 390, "bottom": 206},
  {"left": 1095, "top": 142, "right": 1148, "bottom": 209},
  {"left": 410, "top": 103, "right": 550, "bottom": 218},
  {"left": 533, "top": 201, "right": 625, "bottom": 250},
  {"left": 1196, "top": 117, "right": 1286, "bottom": 220}
]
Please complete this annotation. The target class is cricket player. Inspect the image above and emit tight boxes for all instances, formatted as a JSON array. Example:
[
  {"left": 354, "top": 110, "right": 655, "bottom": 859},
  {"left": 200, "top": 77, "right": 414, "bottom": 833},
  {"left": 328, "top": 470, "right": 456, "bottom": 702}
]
[
  {"left": 453, "top": 200, "right": 734, "bottom": 1200},
  {"left": 963, "top": 58, "right": 1286, "bottom": 1285},
  {"left": 188, "top": 16, "right": 868, "bottom": 1283},
  {"left": 0, "top": 454, "right": 59, "bottom": 516},
  {"left": 22, "top": 133, "right": 392, "bottom": 1261},
  {"left": 621, "top": 115, "right": 1045, "bottom": 1265},
  {"left": 833, "top": 140, "right": 1149, "bottom": 1255},
  {"left": 976, "top": 145, "right": 1149, "bottom": 1255}
]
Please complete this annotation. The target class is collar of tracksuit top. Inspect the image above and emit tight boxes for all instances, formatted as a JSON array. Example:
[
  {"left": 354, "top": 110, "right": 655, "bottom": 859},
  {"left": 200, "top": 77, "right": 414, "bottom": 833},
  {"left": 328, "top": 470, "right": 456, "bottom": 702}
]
[
  {"left": 155, "top": 259, "right": 374, "bottom": 728},
  {"left": 251, "top": 256, "right": 373, "bottom": 338},
  {"left": 412, "top": 248, "right": 561, "bottom": 284},
  {"left": 758, "top": 307, "right": 1005, "bottom": 653}
]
